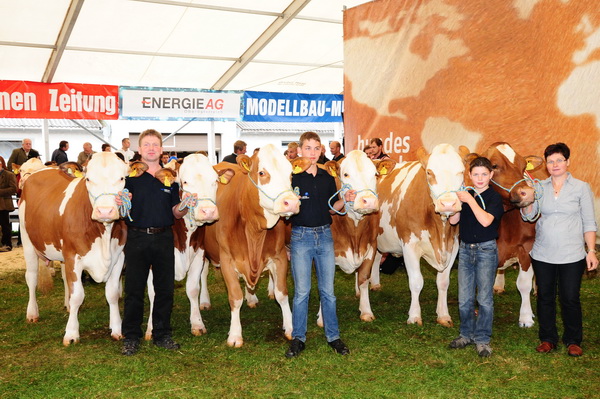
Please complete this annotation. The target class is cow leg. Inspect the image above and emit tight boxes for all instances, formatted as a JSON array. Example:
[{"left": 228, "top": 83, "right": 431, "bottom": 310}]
[
  {"left": 316, "top": 304, "right": 324, "bottom": 328},
  {"left": 221, "top": 259, "right": 244, "bottom": 347},
  {"left": 145, "top": 271, "right": 155, "bottom": 341},
  {"left": 403, "top": 249, "right": 424, "bottom": 326},
  {"left": 61, "top": 263, "right": 70, "bottom": 311},
  {"left": 370, "top": 251, "right": 383, "bottom": 291},
  {"left": 517, "top": 265, "right": 535, "bottom": 328},
  {"left": 435, "top": 265, "right": 454, "bottom": 327},
  {"left": 199, "top": 258, "right": 212, "bottom": 310},
  {"left": 186, "top": 255, "right": 207, "bottom": 336},
  {"left": 63, "top": 261, "right": 84, "bottom": 346},
  {"left": 105, "top": 252, "right": 124, "bottom": 340},
  {"left": 23, "top": 243, "right": 40, "bottom": 323},
  {"left": 357, "top": 261, "right": 375, "bottom": 322},
  {"left": 244, "top": 285, "right": 259, "bottom": 308},
  {"left": 267, "top": 272, "right": 275, "bottom": 300},
  {"left": 268, "top": 258, "right": 292, "bottom": 340},
  {"left": 494, "top": 269, "right": 506, "bottom": 294}
]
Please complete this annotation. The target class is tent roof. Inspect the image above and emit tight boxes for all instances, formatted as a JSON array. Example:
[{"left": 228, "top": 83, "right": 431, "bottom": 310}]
[{"left": 0, "top": 0, "right": 371, "bottom": 94}]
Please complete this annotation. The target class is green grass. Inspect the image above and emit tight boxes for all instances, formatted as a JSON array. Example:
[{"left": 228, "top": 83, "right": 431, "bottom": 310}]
[{"left": 0, "top": 264, "right": 598, "bottom": 399}]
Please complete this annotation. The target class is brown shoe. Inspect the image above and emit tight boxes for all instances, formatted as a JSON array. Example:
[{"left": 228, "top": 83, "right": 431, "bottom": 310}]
[
  {"left": 567, "top": 344, "right": 582, "bottom": 357},
  {"left": 536, "top": 341, "right": 556, "bottom": 353}
]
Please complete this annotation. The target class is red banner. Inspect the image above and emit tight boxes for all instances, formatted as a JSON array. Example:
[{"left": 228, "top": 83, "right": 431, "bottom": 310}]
[{"left": 0, "top": 80, "right": 119, "bottom": 119}]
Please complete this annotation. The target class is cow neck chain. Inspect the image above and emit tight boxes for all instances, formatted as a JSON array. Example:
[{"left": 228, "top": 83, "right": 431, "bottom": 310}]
[
  {"left": 491, "top": 171, "right": 543, "bottom": 221},
  {"left": 328, "top": 183, "right": 378, "bottom": 216}
]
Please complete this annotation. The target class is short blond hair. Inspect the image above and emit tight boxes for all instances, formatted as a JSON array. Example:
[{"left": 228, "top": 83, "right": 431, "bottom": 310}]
[
  {"left": 139, "top": 129, "right": 163, "bottom": 146},
  {"left": 298, "top": 132, "right": 321, "bottom": 147},
  {"left": 287, "top": 142, "right": 298, "bottom": 150}
]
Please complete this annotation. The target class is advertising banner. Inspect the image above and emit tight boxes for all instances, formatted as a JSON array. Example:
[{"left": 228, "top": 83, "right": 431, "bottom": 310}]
[
  {"left": 0, "top": 80, "right": 118, "bottom": 119},
  {"left": 120, "top": 87, "right": 242, "bottom": 120},
  {"left": 243, "top": 91, "right": 344, "bottom": 122}
]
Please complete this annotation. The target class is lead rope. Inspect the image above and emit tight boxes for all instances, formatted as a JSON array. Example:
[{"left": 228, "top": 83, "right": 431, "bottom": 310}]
[
  {"left": 327, "top": 183, "right": 378, "bottom": 216},
  {"left": 491, "top": 172, "right": 543, "bottom": 222},
  {"left": 91, "top": 189, "right": 133, "bottom": 221},
  {"left": 427, "top": 181, "right": 486, "bottom": 210}
]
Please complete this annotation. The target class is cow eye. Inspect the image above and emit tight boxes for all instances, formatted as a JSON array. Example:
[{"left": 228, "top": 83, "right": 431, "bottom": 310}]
[
  {"left": 259, "top": 171, "right": 265, "bottom": 176},
  {"left": 492, "top": 164, "right": 498, "bottom": 169},
  {"left": 85, "top": 178, "right": 90, "bottom": 182},
  {"left": 343, "top": 173, "right": 349, "bottom": 178}
]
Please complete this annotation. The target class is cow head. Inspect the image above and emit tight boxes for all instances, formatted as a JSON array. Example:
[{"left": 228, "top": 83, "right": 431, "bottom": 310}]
[
  {"left": 85, "top": 152, "right": 129, "bottom": 223},
  {"left": 179, "top": 153, "right": 234, "bottom": 226},
  {"left": 14, "top": 158, "right": 45, "bottom": 189},
  {"left": 323, "top": 150, "right": 393, "bottom": 217},
  {"left": 483, "top": 142, "right": 546, "bottom": 208},
  {"left": 418, "top": 143, "right": 470, "bottom": 216},
  {"left": 237, "top": 144, "right": 301, "bottom": 227}
]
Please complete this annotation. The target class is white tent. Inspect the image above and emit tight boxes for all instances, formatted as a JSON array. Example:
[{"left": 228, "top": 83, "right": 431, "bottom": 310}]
[{"left": 0, "top": 0, "right": 371, "bottom": 94}]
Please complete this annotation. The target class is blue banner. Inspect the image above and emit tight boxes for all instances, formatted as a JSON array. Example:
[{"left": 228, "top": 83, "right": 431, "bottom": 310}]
[{"left": 243, "top": 91, "right": 343, "bottom": 122}]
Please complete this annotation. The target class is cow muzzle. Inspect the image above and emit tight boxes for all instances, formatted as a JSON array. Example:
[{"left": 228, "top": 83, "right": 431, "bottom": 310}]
[
  {"left": 352, "top": 193, "right": 379, "bottom": 214},
  {"left": 193, "top": 202, "right": 219, "bottom": 223},
  {"left": 93, "top": 206, "right": 119, "bottom": 222},
  {"left": 435, "top": 193, "right": 461, "bottom": 214},
  {"left": 273, "top": 193, "right": 301, "bottom": 216}
]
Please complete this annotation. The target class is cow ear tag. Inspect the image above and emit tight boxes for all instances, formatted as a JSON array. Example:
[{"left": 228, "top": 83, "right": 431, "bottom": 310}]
[
  {"left": 129, "top": 170, "right": 137, "bottom": 178},
  {"left": 74, "top": 170, "right": 83, "bottom": 178},
  {"left": 526, "top": 161, "right": 534, "bottom": 171},
  {"left": 329, "top": 168, "right": 337, "bottom": 178},
  {"left": 219, "top": 175, "right": 228, "bottom": 184},
  {"left": 380, "top": 166, "right": 388, "bottom": 175},
  {"left": 293, "top": 165, "right": 302, "bottom": 174},
  {"left": 242, "top": 161, "right": 251, "bottom": 172},
  {"left": 163, "top": 177, "right": 171, "bottom": 187}
]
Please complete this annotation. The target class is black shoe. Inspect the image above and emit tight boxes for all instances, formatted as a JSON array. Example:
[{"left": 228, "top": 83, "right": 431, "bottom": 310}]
[
  {"left": 121, "top": 339, "right": 140, "bottom": 356},
  {"left": 153, "top": 336, "right": 180, "bottom": 350},
  {"left": 328, "top": 339, "right": 350, "bottom": 355},
  {"left": 285, "top": 338, "right": 305, "bottom": 358}
]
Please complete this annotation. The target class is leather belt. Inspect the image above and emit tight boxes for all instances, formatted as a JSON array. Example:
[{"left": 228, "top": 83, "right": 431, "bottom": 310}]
[{"left": 129, "top": 226, "right": 167, "bottom": 234}]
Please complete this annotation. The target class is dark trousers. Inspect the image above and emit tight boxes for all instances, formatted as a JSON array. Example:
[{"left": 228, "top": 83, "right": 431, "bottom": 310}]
[
  {"left": 122, "top": 229, "right": 175, "bottom": 341},
  {"left": 0, "top": 210, "right": 11, "bottom": 248},
  {"left": 531, "top": 257, "right": 586, "bottom": 346}
]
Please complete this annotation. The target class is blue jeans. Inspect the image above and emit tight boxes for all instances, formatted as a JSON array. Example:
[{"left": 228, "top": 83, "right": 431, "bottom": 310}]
[
  {"left": 457, "top": 240, "right": 498, "bottom": 344},
  {"left": 290, "top": 225, "right": 340, "bottom": 343}
]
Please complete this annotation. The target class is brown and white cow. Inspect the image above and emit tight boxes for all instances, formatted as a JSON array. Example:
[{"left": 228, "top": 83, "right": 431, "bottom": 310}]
[
  {"left": 20, "top": 152, "right": 129, "bottom": 345},
  {"left": 377, "top": 143, "right": 469, "bottom": 326},
  {"left": 203, "top": 144, "right": 306, "bottom": 347},
  {"left": 318, "top": 151, "right": 394, "bottom": 324},
  {"left": 478, "top": 142, "right": 547, "bottom": 327},
  {"left": 145, "top": 154, "right": 234, "bottom": 339}
]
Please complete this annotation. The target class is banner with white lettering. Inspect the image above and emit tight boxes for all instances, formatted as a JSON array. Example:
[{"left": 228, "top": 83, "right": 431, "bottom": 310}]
[
  {"left": 243, "top": 91, "right": 344, "bottom": 122},
  {"left": 0, "top": 80, "right": 118, "bottom": 119},
  {"left": 120, "top": 87, "right": 242, "bottom": 120}
]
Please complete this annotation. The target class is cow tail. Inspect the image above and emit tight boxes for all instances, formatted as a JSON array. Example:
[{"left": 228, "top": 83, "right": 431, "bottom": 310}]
[{"left": 37, "top": 261, "right": 54, "bottom": 294}]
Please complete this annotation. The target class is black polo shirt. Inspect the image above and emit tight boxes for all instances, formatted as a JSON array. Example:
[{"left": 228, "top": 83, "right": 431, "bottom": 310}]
[
  {"left": 459, "top": 187, "right": 504, "bottom": 243},
  {"left": 125, "top": 172, "right": 180, "bottom": 229},
  {"left": 290, "top": 168, "right": 338, "bottom": 227}
]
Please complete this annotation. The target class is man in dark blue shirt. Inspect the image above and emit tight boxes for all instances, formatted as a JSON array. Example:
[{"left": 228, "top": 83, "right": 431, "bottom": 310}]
[
  {"left": 121, "top": 129, "right": 188, "bottom": 356},
  {"left": 285, "top": 131, "right": 355, "bottom": 358}
]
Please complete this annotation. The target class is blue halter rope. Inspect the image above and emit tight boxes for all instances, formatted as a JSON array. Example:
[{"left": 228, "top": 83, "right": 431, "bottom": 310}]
[
  {"left": 178, "top": 188, "right": 216, "bottom": 227},
  {"left": 427, "top": 181, "right": 486, "bottom": 210},
  {"left": 491, "top": 172, "right": 543, "bottom": 221},
  {"left": 247, "top": 172, "right": 295, "bottom": 204},
  {"left": 90, "top": 189, "right": 133, "bottom": 221},
  {"left": 328, "top": 183, "right": 378, "bottom": 216}
]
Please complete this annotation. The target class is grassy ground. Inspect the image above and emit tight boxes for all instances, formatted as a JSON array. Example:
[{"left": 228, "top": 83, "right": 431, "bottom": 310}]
[{"left": 0, "top": 263, "right": 598, "bottom": 399}]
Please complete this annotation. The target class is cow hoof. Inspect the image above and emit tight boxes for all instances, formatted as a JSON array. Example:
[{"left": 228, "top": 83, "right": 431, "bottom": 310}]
[
  {"left": 63, "top": 337, "right": 80, "bottom": 346},
  {"left": 519, "top": 320, "right": 535, "bottom": 328},
  {"left": 111, "top": 333, "right": 123, "bottom": 341},
  {"left": 316, "top": 319, "right": 324, "bottom": 328},
  {"left": 144, "top": 332, "right": 153, "bottom": 341},
  {"left": 191, "top": 326, "right": 207, "bottom": 336},
  {"left": 284, "top": 331, "right": 292, "bottom": 341},
  {"left": 437, "top": 317, "right": 453, "bottom": 328},
  {"left": 247, "top": 302, "right": 258, "bottom": 309},
  {"left": 355, "top": 291, "right": 361, "bottom": 298},
  {"left": 493, "top": 287, "right": 505, "bottom": 294},
  {"left": 360, "top": 313, "right": 376, "bottom": 322},
  {"left": 26, "top": 316, "right": 39, "bottom": 323},
  {"left": 370, "top": 284, "right": 382, "bottom": 291},
  {"left": 227, "top": 337, "right": 244, "bottom": 348},
  {"left": 407, "top": 317, "right": 423, "bottom": 326},
  {"left": 268, "top": 294, "right": 275, "bottom": 300},
  {"left": 199, "top": 303, "right": 212, "bottom": 311}
]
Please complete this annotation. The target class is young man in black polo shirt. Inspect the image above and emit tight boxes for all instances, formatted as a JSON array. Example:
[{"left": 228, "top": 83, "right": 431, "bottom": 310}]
[
  {"left": 121, "top": 129, "right": 189, "bottom": 356},
  {"left": 285, "top": 131, "right": 356, "bottom": 358}
]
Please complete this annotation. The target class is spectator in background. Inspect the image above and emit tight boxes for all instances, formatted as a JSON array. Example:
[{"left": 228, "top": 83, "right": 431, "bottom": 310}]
[
  {"left": 317, "top": 146, "right": 330, "bottom": 165},
  {"left": 0, "top": 156, "right": 17, "bottom": 252},
  {"left": 77, "top": 142, "right": 96, "bottom": 165},
  {"left": 222, "top": 140, "right": 247, "bottom": 164},
  {"left": 116, "top": 138, "right": 135, "bottom": 163},
  {"left": 287, "top": 142, "right": 299, "bottom": 160},
  {"left": 160, "top": 153, "right": 170, "bottom": 167},
  {"left": 51, "top": 141, "right": 69, "bottom": 165},
  {"left": 102, "top": 143, "right": 111, "bottom": 152},
  {"left": 369, "top": 138, "right": 390, "bottom": 160},
  {"left": 8, "top": 138, "right": 40, "bottom": 169},
  {"left": 131, "top": 153, "right": 142, "bottom": 163},
  {"left": 364, "top": 146, "right": 373, "bottom": 159},
  {"left": 329, "top": 141, "right": 344, "bottom": 162}
]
